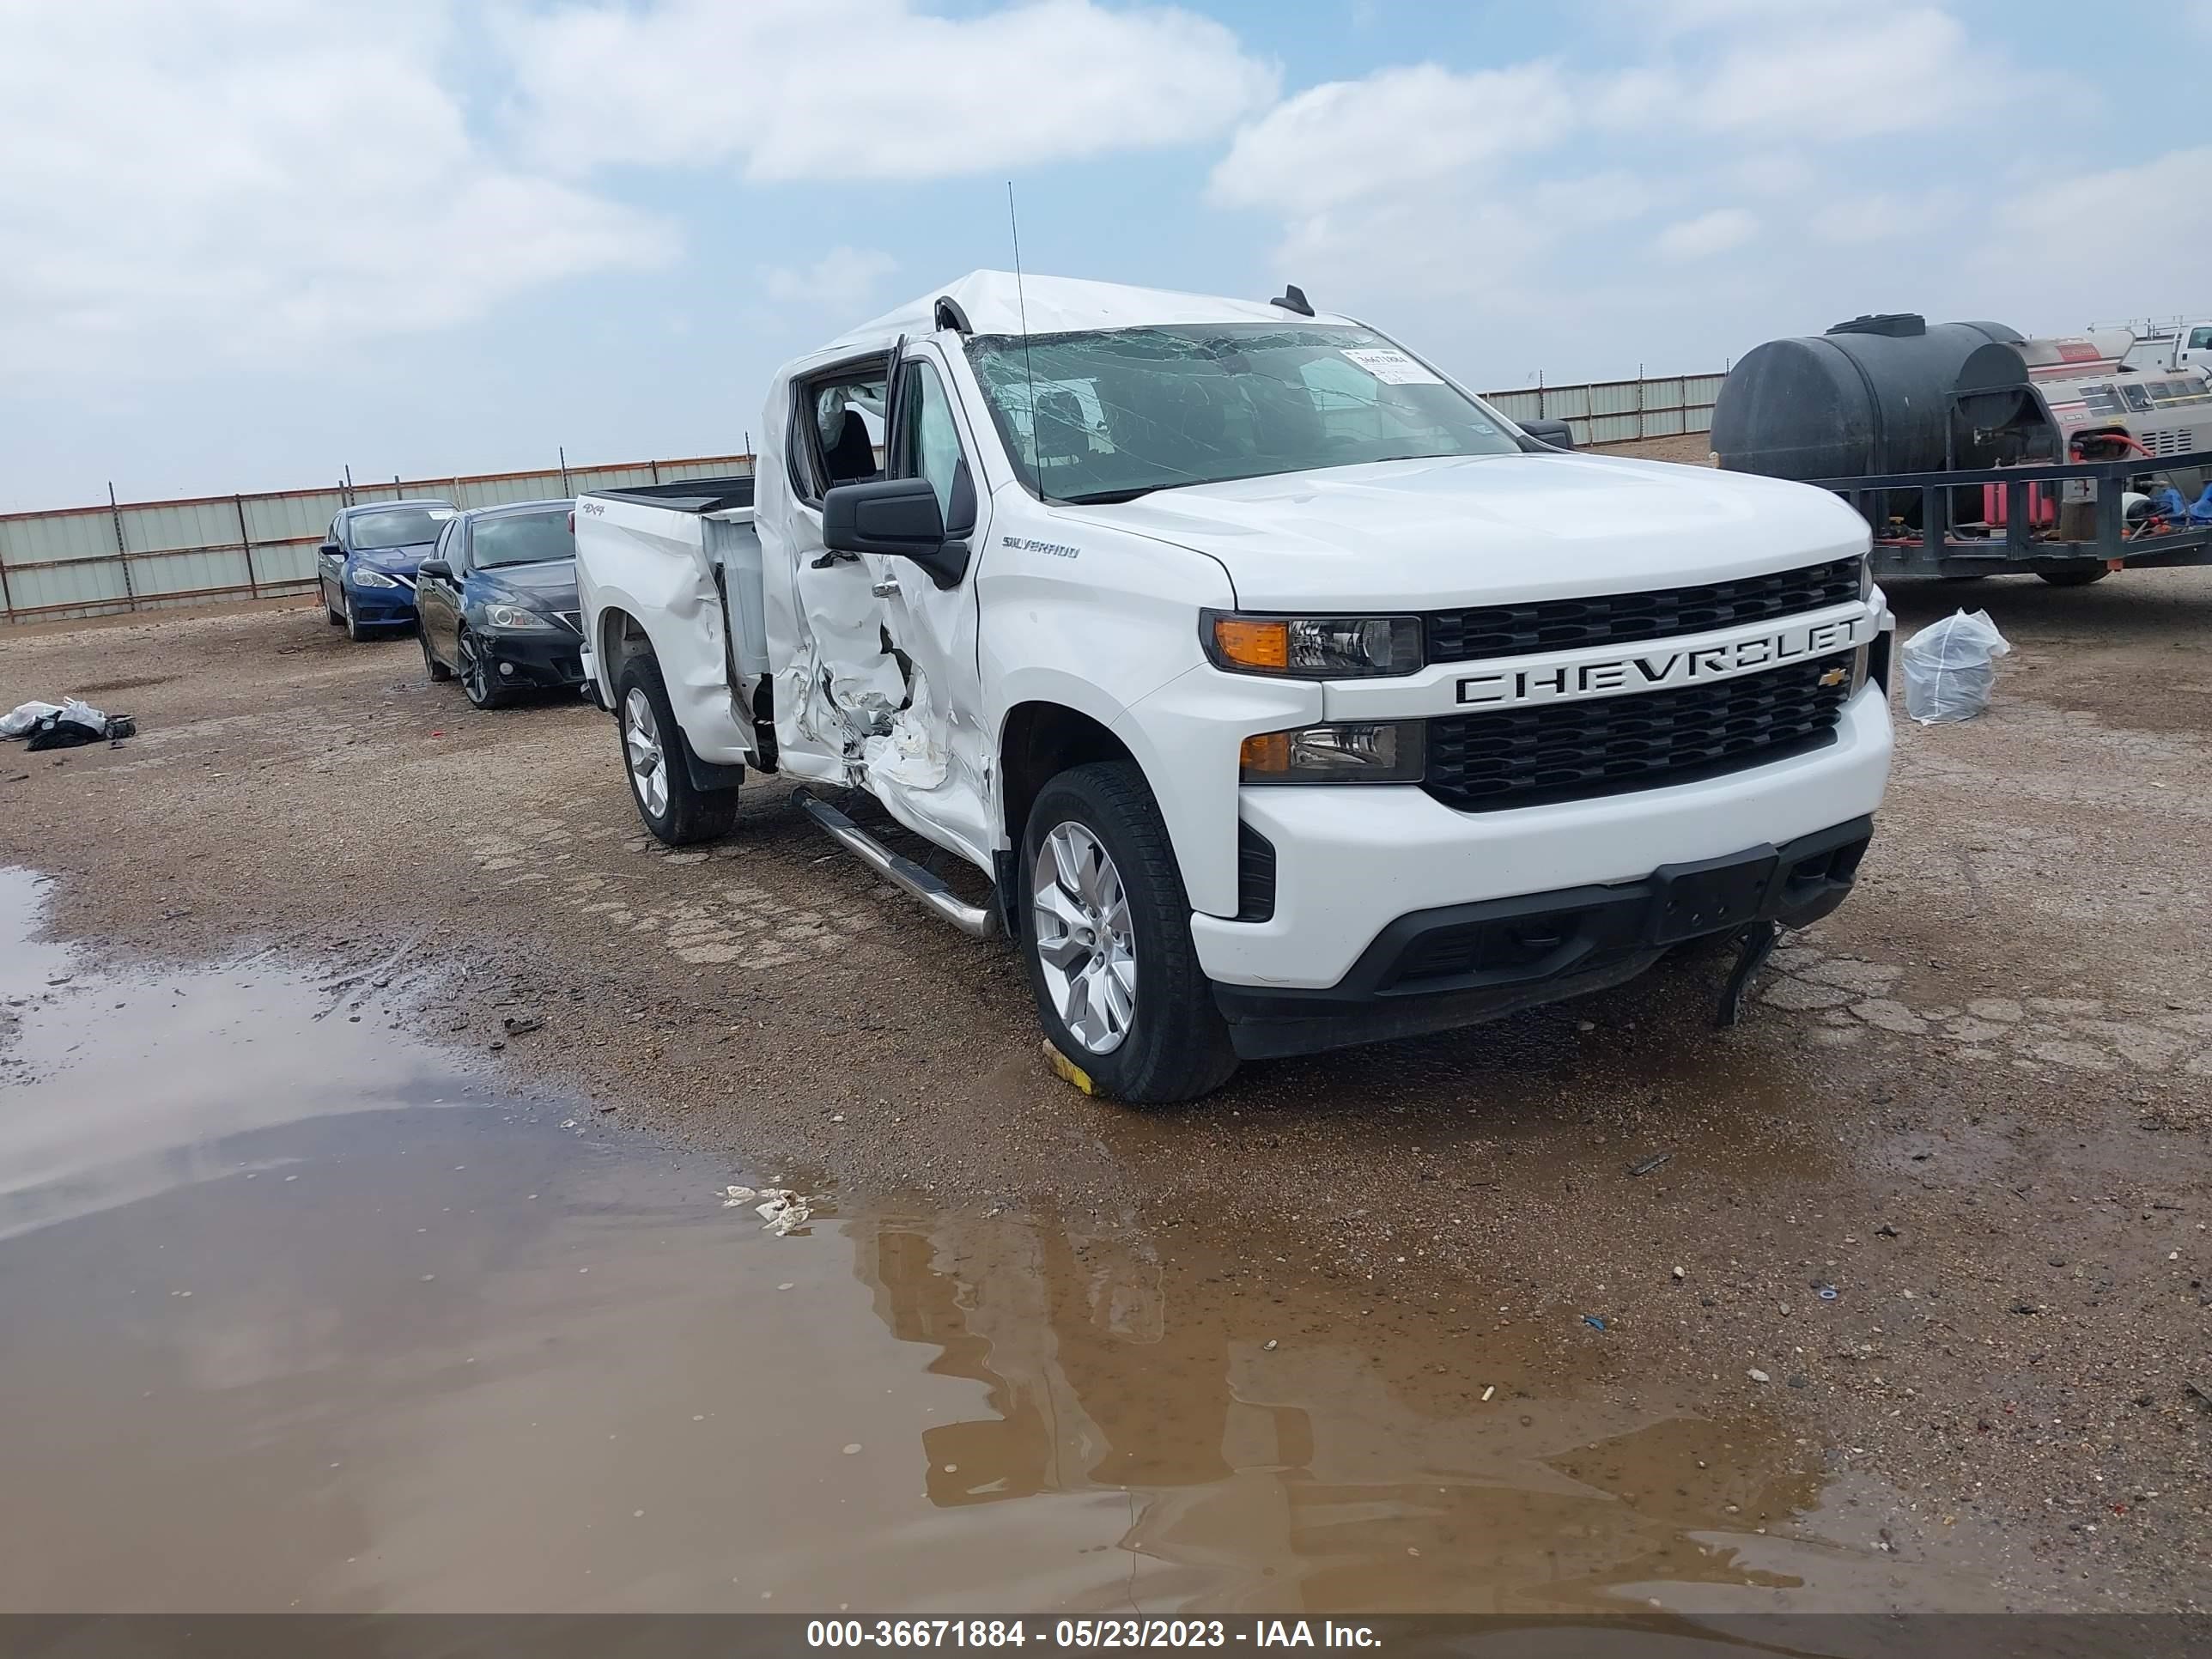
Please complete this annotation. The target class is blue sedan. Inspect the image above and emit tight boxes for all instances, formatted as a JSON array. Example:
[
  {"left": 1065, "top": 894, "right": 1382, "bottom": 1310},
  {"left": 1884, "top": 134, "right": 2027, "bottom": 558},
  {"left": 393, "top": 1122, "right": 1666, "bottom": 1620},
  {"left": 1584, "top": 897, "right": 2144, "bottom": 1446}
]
[{"left": 317, "top": 499, "right": 459, "bottom": 641}]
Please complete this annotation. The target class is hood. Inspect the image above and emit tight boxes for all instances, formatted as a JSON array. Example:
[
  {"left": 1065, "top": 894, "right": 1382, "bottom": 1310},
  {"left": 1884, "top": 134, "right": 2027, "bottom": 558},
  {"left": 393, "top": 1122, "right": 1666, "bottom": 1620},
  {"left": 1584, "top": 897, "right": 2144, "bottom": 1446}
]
[
  {"left": 474, "top": 559, "right": 578, "bottom": 610},
  {"left": 1042, "top": 453, "right": 1869, "bottom": 611},
  {"left": 355, "top": 541, "right": 438, "bottom": 574}
]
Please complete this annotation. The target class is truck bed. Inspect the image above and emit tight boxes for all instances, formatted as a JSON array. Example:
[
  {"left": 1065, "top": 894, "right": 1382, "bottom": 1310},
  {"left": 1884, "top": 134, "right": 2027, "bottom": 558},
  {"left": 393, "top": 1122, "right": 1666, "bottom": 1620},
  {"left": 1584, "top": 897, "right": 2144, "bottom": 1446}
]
[{"left": 586, "top": 475, "right": 757, "bottom": 514}]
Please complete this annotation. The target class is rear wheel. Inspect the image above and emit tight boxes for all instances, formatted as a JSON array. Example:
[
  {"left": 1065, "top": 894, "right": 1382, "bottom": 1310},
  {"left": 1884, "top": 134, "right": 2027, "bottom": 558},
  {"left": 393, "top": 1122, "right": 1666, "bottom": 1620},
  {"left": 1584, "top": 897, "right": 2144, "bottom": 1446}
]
[
  {"left": 2038, "top": 566, "right": 2109, "bottom": 587},
  {"left": 1020, "top": 761, "right": 1237, "bottom": 1105},
  {"left": 616, "top": 652, "right": 739, "bottom": 845},
  {"left": 420, "top": 623, "right": 452, "bottom": 682},
  {"left": 458, "top": 627, "right": 507, "bottom": 708}
]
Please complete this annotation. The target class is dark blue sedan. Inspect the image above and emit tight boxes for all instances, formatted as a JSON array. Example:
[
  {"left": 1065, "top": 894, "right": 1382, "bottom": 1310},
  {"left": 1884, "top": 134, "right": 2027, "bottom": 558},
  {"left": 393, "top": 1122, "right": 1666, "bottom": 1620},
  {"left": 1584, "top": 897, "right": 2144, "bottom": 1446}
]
[
  {"left": 317, "top": 500, "right": 459, "bottom": 641},
  {"left": 414, "top": 501, "right": 584, "bottom": 709}
]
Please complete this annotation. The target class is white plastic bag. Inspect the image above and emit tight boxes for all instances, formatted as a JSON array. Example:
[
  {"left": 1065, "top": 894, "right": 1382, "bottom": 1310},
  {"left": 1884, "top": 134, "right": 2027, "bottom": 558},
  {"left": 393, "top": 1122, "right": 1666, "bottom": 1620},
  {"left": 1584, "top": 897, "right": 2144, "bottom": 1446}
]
[
  {"left": 0, "top": 700, "right": 61, "bottom": 738},
  {"left": 1901, "top": 609, "right": 2011, "bottom": 724}
]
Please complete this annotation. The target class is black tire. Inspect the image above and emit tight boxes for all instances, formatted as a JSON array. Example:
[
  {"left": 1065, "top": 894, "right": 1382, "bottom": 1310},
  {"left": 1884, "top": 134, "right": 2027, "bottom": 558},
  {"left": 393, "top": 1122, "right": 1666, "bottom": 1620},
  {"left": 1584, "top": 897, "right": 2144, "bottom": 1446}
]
[
  {"left": 2038, "top": 566, "right": 2109, "bottom": 587},
  {"left": 343, "top": 593, "right": 368, "bottom": 642},
  {"left": 457, "top": 626, "right": 507, "bottom": 709},
  {"left": 325, "top": 594, "right": 343, "bottom": 625},
  {"left": 420, "top": 623, "right": 453, "bottom": 682},
  {"left": 1019, "top": 761, "right": 1237, "bottom": 1105},
  {"left": 615, "top": 651, "right": 740, "bottom": 845}
]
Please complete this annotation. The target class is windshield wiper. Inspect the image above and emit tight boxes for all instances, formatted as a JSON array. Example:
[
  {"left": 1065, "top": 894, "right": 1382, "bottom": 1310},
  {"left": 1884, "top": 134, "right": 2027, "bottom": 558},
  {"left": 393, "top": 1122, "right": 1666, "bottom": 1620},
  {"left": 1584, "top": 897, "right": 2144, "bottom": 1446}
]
[
  {"left": 1060, "top": 477, "right": 1239, "bottom": 504},
  {"left": 1058, "top": 485, "right": 1166, "bottom": 504}
]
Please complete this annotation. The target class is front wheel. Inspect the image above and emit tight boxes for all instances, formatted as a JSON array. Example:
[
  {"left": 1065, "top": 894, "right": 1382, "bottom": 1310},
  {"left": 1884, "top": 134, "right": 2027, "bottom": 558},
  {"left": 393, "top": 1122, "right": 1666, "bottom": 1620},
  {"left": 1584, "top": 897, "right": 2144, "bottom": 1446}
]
[
  {"left": 615, "top": 653, "right": 739, "bottom": 845},
  {"left": 2038, "top": 566, "right": 2109, "bottom": 587},
  {"left": 1020, "top": 761, "right": 1237, "bottom": 1104},
  {"left": 342, "top": 592, "right": 368, "bottom": 642},
  {"left": 420, "top": 623, "right": 452, "bottom": 682},
  {"left": 457, "top": 627, "right": 507, "bottom": 708}
]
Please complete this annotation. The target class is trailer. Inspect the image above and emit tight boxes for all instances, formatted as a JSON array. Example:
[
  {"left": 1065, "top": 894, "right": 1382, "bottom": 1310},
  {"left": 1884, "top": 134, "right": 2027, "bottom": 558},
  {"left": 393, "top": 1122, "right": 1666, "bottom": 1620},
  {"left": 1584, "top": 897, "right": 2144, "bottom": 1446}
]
[
  {"left": 1817, "top": 447, "right": 2212, "bottom": 582},
  {"left": 1713, "top": 313, "right": 2212, "bottom": 582}
]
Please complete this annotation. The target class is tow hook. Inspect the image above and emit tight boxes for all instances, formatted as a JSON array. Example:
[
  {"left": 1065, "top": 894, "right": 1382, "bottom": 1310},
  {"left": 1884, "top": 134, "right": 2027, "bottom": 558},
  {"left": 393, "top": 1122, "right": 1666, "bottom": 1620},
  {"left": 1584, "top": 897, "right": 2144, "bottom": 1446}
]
[{"left": 1716, "top": 920, "right": 1784, "bottom": 1029}]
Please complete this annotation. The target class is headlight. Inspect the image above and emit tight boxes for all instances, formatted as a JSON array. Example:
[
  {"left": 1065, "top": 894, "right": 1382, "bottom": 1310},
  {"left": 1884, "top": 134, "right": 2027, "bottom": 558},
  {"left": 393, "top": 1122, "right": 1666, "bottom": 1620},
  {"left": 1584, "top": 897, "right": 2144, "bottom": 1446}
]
[
  {"left": 351, "top": 569, "right": 400, "bottom": 589},
  {"left": 484, "top": 604, "right": 553, "bottom": 630},
  {"left": 1202, "top": 611, "right": 1422, "bottom": 678},
  {"left": 1241, "top": 720, "right": 1425, "bottom": 784},
  {"left": 1858, "top": 553, "right": 1874, "bottom": 601}
]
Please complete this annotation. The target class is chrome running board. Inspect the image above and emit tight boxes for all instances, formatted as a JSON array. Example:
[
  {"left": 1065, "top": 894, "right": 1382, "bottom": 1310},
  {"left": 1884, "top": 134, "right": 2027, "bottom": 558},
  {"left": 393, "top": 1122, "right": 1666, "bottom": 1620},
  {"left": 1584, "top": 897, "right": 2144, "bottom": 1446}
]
[{"left": 791, "top": 787, "right": 998, "bottom": 940}]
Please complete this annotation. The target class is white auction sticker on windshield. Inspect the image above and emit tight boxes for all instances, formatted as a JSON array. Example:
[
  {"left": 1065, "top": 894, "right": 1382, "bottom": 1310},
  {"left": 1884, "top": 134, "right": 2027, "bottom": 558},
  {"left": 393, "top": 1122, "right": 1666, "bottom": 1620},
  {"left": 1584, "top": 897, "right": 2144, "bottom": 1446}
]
[
  {"left": 427, "top": 508, "right": 456, "bottom": 520},
  {"left": 1341, "top": 348, "right": 1444, "bottom": 386}
]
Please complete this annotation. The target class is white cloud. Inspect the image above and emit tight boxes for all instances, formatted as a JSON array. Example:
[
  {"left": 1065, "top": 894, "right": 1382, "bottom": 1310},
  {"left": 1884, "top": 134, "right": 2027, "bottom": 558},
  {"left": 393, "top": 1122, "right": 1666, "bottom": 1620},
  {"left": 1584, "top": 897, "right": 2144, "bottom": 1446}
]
[
  {"left": 760, "top": 248, "right": 899, "bottom": 311},
  {"left": 1977, "top": 149, "right": 2212, "bottom": 320},
  {"left": 501, "top": 0, "right": 1279, "bottom": 180},
  {"left": 1203, "top": 2, "right": 2077, "bottom": 378},
  {"left": 1686, "top": 9, "right": 1995, "bottom": 140},
  {"left": 1204, "top": 61, "right": 1629, "bottom": 308},
  {"left": 1808, "top": 191, "right": 1953, "bottom": 246},
  {"left": 1654, "top": 207, "right": 1756, "bottom": 261},
  {"left": 1208, "top": 63, "right": 1571, "bottom": 213},
  {"left": 0, "top": 0, "right": 673, "bottom": 380},
  {"left": 1722, "top": 151, "right": 1817, "bottom": 197}
]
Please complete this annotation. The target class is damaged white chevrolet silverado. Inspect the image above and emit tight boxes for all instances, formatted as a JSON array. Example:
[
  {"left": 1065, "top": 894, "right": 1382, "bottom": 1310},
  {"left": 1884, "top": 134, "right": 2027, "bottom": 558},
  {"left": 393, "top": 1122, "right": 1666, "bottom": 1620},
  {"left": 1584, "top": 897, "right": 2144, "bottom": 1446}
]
[{"left": 574, "top": 272, "right": 1894, "bottom": 1103}]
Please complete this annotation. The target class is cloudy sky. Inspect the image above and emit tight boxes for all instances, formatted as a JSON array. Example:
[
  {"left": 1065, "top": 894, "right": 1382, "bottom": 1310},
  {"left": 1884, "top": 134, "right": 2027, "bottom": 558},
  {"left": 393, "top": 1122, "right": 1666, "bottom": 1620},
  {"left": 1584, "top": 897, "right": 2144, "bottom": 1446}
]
[{"left": 3, "top": 0, "right": 2208, "bottom": 508}]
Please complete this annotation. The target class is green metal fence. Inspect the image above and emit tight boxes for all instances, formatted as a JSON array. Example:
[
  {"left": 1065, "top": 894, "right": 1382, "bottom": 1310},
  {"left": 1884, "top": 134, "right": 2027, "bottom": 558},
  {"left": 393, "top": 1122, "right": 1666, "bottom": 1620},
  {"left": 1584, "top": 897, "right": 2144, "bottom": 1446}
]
[{"left": 0, "top": 453, "right": 755, "bottom": 624}]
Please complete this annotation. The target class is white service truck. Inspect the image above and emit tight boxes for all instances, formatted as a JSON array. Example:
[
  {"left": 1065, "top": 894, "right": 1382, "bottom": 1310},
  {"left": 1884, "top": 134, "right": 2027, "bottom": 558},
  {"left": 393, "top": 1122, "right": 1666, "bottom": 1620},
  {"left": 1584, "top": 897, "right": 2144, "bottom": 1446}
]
[
  {"left": 2166, "top": 321, "right": 2212, "bottom": 375},
  {"left": 574, "top": 273, "right": 1895, "bottom": 1103}
]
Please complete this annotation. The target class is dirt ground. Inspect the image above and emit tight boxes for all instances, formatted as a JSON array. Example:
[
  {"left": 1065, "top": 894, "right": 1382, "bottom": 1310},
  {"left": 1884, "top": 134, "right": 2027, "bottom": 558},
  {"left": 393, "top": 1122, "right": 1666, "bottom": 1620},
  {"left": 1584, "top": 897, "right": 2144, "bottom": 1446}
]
[{"left": 3, "top": 552, "right": 2209, "bottom": 1611}]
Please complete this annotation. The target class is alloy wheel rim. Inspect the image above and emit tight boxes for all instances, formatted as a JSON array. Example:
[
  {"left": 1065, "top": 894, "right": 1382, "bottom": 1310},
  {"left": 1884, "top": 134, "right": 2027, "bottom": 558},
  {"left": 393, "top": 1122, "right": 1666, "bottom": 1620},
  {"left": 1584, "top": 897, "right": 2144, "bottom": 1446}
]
[
  {"left": 623, "top": 688, "right": 669, "bottom": 819},
  {"left": 459, "top": 632, "right": 490, "bottom": 704},
  {"left": 1030, "top": 822, "right": 1136, "bottom": 1055}
]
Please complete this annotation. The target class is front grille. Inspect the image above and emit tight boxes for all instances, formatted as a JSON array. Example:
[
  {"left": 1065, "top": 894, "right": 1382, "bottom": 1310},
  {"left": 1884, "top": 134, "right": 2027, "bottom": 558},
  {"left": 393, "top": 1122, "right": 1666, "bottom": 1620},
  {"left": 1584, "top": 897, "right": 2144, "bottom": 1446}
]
[
  {"left": 1424, "top": 558, "right": 1861, "bottom": 665},
  {"left": 1424, "top": 652, "right": 1853, "bottom": 812}
]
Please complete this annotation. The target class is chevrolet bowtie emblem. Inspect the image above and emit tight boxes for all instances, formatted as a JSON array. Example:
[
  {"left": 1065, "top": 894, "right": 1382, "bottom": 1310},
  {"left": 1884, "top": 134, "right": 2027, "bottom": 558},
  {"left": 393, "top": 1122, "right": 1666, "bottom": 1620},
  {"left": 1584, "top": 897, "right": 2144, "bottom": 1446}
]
[{"left": 1818, "top": 665, "right": 1848, "bottom": 687}]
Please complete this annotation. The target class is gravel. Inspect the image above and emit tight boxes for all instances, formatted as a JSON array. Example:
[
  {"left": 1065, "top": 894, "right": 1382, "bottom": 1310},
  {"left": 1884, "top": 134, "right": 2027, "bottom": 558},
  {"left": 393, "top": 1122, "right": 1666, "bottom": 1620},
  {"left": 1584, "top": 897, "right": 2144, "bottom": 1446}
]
[{"left": 2, "top": 564, "right": 2209, "bottom": 1608}]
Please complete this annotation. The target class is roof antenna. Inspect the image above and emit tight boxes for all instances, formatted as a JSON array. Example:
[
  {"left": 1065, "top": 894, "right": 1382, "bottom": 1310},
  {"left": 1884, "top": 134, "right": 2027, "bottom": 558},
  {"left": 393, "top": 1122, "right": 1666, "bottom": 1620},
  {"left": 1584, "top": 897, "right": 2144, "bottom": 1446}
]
[{"left": 1006, "top": 179, "right": 1048, "bottom": 499}]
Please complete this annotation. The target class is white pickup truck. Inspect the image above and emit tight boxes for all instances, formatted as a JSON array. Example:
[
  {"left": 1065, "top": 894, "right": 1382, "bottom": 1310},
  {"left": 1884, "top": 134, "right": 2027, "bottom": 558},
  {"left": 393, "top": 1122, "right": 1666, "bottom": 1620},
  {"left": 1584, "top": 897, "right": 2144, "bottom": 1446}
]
[
  {"left": 2166, "top": 321, "right": 2212, "bottom": 375},
  {"left": 574, "top": 272, "right": 1894, "bottom": 1103}
]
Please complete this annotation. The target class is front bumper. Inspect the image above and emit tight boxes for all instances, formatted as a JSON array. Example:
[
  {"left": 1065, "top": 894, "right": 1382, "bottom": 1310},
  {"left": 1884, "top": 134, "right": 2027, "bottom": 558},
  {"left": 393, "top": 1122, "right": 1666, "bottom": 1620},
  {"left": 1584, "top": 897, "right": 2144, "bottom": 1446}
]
[
  {"left": 1212, "top": 814, "right": 1872, "bottom": 1059},
  {"left": 1191, "top": 681, "right": 1891, "bottom": 993},
  {"left": 347, "top": 586, "right": 417, "bottom": 626},
  {"left": 479, "top": 628, "right": 587, "bottom": 689}
]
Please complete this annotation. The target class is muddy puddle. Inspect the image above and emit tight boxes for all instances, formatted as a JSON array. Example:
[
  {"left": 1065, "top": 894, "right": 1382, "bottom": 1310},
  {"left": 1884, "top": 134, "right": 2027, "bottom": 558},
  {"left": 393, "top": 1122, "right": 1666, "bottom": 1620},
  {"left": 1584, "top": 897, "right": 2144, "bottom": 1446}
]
[{"left": 0, "top": 866, "right": 1979, "bottom": 1614}]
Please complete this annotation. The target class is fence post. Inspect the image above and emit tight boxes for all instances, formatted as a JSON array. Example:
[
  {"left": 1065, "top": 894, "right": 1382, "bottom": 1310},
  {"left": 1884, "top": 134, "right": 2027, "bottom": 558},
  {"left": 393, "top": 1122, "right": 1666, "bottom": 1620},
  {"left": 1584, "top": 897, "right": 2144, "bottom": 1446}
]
[
  {"left": 649, "top": 459, "right": 661, "bottom": 484},
  {"left": 1637, "top": 362, "right": 1646, "bottom": 442},
  {"left": 1536, "top": 372, "right": 1546, "bottom": 420},
  {"left": 107, "top": 483, "right": 137, "bottom": 611},
  {"left": 235, "top": 494, "right": 259, "bottom": 599},
  {"left": 558, "top": 446, "right": 571, "bottom": 495},
  {"left": 343, "top": 465, "right": 355, "bottom": 507},
  {"left": 0, "top": 536, "right": 14, "bottom": 623}
]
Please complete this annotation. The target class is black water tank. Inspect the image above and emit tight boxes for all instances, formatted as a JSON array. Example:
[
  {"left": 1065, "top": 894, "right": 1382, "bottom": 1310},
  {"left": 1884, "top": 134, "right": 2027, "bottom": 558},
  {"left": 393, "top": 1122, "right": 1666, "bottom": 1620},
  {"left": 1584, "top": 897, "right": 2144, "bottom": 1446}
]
[{"left": 1711, "top": 315, "right": 2023, "bottom": 481}]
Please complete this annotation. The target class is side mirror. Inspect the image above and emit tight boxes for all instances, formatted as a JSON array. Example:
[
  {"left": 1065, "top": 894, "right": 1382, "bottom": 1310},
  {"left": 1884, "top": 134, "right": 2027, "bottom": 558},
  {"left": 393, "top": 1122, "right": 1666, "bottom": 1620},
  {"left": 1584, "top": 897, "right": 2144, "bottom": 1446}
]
[
  {"left": 319, "top": 541, "right": 342, "bottom": 557},
  {"left": 822, "top": 477, "right": 970, "bottom": 589},
  {"left": 1521, "top": 418, "right": 1576, "bottom": 452},
  {"left": 417, "top": 559, "right": 453, "bottom": 582}
]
